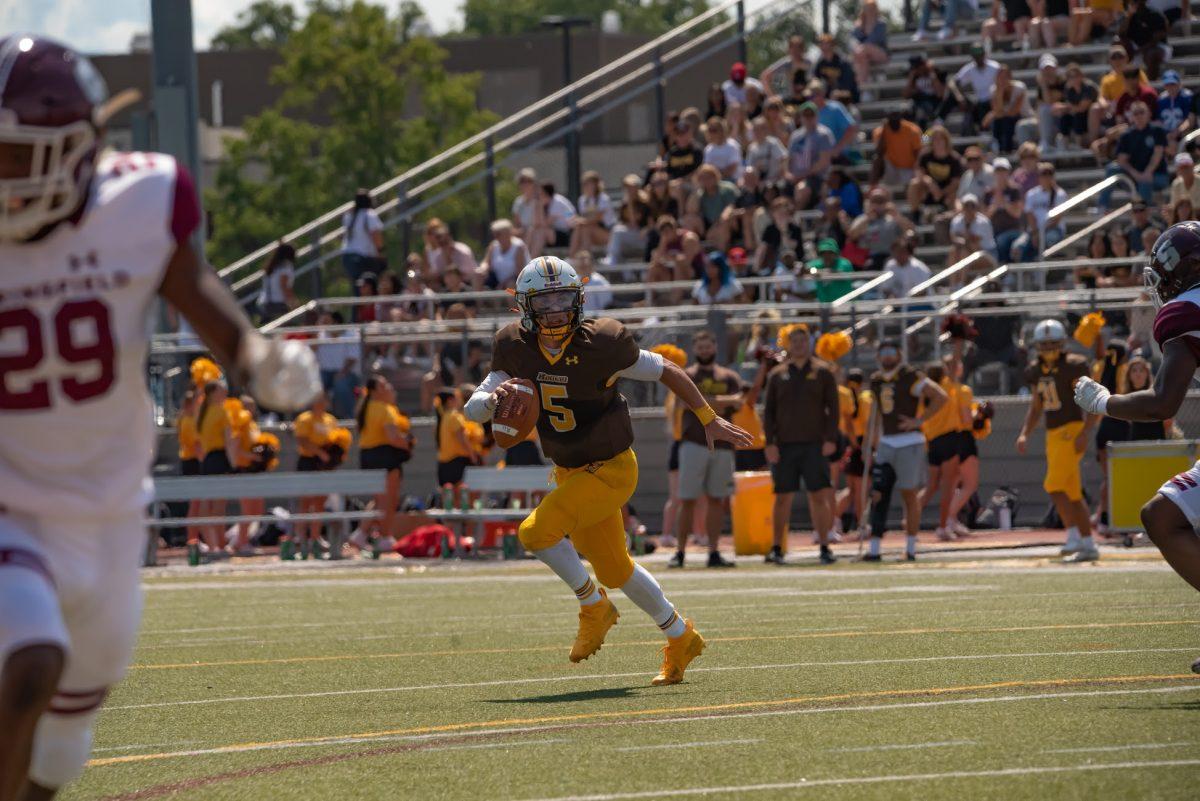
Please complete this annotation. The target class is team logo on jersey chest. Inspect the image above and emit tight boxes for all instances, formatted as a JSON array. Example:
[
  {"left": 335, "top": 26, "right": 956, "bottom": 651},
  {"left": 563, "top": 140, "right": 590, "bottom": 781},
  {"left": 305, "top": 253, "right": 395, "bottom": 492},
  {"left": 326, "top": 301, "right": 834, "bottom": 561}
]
[
  {"left": 565, "top": 355, "right": 579, "bottom": 366},
  {"left": 537, "top": 372, "right": 568, "bottom": 384}
]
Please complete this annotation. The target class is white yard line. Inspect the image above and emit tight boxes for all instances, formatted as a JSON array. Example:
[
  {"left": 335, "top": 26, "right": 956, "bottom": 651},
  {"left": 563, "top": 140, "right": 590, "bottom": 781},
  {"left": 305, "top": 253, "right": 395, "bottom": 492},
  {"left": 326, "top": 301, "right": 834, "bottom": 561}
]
[
  {"left": 615, "top": 739, "right": 763, "bottom": 752},
  {"left": 92, "top": 685, "right": 1200, "bottom": 765},
  {"left": 662, "top": 584, "right": 988, "bottom": 598},
  {"left": 102, "top": 646, "right": 1199, "bottom": 711},
  {"left": 826, "top": 740, "right": 977, "bottom": 753},
  {"left": 516, "top": 759, "right": 1200, "bottom": 801},
  {"left": 1045, "top": 742, "right": 1196, "bottom": 754}
]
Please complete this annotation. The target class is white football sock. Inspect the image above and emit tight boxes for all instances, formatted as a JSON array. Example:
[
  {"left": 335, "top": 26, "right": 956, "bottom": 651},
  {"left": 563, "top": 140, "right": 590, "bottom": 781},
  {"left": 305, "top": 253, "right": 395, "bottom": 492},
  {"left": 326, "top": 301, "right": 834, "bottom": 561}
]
[
  {"left": 906, "top": 534, "right": 917, "bottom": 554},
  {"left": 869, "top": 537, "right": 881, "bottom": 556},
  {"left": 533, "top": 539, "right": 601, "bottom": 605},
  {"left": 1065, "top": 526, "right": 1080, "bottom": 545},
  {"left": 1079, "top": 535, "right": 1095, "bottom": 549},
  {"left": 620, "top": 564, "right": 686, "bottom": 637}
]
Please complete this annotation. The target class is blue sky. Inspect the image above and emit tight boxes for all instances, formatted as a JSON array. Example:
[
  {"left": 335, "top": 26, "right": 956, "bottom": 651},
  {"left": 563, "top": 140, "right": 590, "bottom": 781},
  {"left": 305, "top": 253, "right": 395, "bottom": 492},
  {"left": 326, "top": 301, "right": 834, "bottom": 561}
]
[{"left": 1, "top": 0, "right": 463, "bottom": 54}]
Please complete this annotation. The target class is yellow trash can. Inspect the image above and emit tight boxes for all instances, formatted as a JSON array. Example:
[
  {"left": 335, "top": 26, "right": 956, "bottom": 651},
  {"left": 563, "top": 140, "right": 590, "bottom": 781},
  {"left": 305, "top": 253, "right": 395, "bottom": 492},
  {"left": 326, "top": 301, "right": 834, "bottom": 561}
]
[
  {"left": 731, "top": 471, "right": 774, "bottom": 555},
  {"left": 1108, "top": 440, "right": 1197, "bottom": 532}
]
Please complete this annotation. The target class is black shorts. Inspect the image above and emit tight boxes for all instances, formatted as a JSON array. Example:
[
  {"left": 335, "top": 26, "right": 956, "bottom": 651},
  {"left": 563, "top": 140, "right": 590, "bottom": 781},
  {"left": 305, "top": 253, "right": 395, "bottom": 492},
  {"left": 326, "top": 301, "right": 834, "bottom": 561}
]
[
  {"left": 297, "top": 454, "right": 324, "bottom": 472},
  {"left": 505, "top": 440, "right": 543, "bottom": 466},
  {"left": 437, "top": 456, "right": 472, "bottom": 486},
  {"left": 770, "top": 442, "right": 831, "bottom": 494},
  {"left": 1096, "top": 417, "right": 1131, "bottom": 451},
  {"left": 552, "top": 229, "right": 571, "bottom": 248},
  {"left": 927, "top": 432, "right": 961, "bottom": 467},
  {"left": 180, "top": 458, "right": 201, "bottom": 476},
  {"left": 735, "top": 448, "right": 767, "bottom": 472},
  {"left": 668, "top": 440, "right": 681, "bottom": 472},
  {"left": 958, "top": 430, "right": 979, "bottom": 461},
  {"left": 845, "top": 446, "right": 865, "bottom": 477},
  {"left": 201, "top": 450, "right": 232, "bottom": 476},
  {"left": 360, "top": 445, "right": 408, "bottom": 473}
]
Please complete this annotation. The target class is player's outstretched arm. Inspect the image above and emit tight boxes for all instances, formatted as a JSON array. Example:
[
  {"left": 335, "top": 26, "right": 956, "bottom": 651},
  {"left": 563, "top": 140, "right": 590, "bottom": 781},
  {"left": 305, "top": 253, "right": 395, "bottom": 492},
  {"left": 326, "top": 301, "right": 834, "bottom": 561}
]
[
  {"left": 159, "top": 242, "right": 320, "bottom": 411},
  {"left": 659, "top": 360, "right": 754, "bottom": 450},
  {"left": 1077, "top": 338, "right": 1197, "bottom": 421}
]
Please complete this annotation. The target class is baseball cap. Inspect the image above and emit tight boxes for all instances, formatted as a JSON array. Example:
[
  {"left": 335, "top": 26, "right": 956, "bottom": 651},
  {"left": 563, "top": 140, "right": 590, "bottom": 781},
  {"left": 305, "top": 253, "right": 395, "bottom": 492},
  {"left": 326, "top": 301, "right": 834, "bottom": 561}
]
[
  {"left": 817, "top": 238, "right": 839, "bottom": 254},
  {"left": 517, "top": 167, "right": 537, "bottom": 182},
  {"left": 806, "top": 79, "right": 826, "bottom": 95},
  {"left": 731, "top": 61, "right": 747, "bottom": 80},
  {"left": 1038, "top": 52, "right": 1058, "bottom": 69},
  {"left": 1162, "top": 70, "right": 1182, "bottom": 86},
  {"left": 1176, "top": 152, "right": 1195, "bottom": 167},
  {"left": 969, "top": 43, "right": 984, "bottom": 55},
  {"left": 993, "top": 157, "right": 1012, "bottom": 171},
  {"left": 728, "top": 246, "right": 749, "bottom": 265},
  {"left": 1131, "top": 199, "right": 1148, "bottom": 211},
  {"left": 961, "top": 193, "right": 979, "bottom": 206},
  {"left": 817, "top": 33, "right": 834, "bottom": 44},
  {"left": 799, "top": 101, "right": 818, "bottom": 115}
]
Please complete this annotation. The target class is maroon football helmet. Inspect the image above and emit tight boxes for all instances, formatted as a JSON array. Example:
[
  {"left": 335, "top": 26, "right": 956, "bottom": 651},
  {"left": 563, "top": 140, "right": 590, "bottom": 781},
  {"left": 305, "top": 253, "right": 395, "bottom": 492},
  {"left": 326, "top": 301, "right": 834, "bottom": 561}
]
[
  {"left": 0, "top": 34, "right": 107, "bottom": 242},
  {"left": 1146, "top": 221, "right": 1200, "bottom": 308}
]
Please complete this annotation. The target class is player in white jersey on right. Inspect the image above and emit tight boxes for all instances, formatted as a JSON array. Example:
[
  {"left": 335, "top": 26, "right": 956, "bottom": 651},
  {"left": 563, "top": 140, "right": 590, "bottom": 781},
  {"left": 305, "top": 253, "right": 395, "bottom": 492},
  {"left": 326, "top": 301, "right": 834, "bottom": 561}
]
[
  {"left": 1075, "top": 221, "right": 1200, "bottom": 675},
  {"left": 0, "top": 35, "right": 321, "bottom": 800}
]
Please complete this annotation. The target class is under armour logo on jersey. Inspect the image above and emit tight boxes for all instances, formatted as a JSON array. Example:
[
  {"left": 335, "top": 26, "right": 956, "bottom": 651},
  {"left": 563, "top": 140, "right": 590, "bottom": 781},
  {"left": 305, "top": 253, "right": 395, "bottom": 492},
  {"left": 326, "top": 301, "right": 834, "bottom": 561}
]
[
  {"left": 68, "top": 251, "right": 99, "bottom": 271},
  {"left": 565, "top": 356, "right": 579, "bottom": 365}
]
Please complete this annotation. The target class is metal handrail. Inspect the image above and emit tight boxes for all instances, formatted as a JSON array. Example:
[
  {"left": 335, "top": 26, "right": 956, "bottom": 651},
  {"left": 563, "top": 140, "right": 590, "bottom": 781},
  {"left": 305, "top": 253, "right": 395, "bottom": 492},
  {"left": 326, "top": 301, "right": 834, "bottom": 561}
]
[{"left": 906, "top": 251, "right": 988, "bottom": 297}]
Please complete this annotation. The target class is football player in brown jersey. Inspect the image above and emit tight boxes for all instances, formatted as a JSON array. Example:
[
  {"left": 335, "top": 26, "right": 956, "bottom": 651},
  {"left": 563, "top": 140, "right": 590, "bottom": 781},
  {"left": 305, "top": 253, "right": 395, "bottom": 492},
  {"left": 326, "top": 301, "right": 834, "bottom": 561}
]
[
  {"left": 1016, "top": 319, "right": 1099, "bottom": 562},
  {"left": 464, "top": 257, "right": 751, "bottom": 685}
]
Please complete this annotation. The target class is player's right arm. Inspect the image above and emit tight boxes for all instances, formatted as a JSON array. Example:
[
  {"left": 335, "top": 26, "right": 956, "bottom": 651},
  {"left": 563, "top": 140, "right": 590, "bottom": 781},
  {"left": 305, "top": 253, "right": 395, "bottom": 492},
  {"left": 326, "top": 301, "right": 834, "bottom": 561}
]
[
  {"left": 464, "top": 370, "right": 513, "bottom": 422},
  {"left": 1090, "top": 338, "right": 1196, "bottom": 422},
  {"left": 1015, "top": 392, "right": 1042, "bottom": 455}
]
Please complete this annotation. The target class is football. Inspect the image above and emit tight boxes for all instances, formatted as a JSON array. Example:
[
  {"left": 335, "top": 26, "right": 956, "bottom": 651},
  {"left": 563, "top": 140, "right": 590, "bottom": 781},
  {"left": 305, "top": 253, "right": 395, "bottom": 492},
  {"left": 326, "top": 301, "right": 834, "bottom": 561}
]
[{"left": 492, "top": 379, "right": 539, "bottom": 449}]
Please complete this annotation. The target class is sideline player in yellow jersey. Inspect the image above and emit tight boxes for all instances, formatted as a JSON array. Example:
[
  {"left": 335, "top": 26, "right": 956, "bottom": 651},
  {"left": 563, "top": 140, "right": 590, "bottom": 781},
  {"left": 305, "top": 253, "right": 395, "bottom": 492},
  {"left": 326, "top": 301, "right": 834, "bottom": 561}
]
[
  {"left": 465, "top": 257, "right": 752, "bottom": 684},
  {"left": 1015, "top": 319, "right": 1099, "bottom": 562}
]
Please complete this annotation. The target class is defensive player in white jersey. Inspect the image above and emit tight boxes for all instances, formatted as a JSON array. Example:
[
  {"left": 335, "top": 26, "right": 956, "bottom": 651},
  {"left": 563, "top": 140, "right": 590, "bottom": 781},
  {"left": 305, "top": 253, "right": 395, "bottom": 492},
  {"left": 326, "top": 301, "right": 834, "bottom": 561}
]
[
  {"left": 0, "top": 36, "right": 321, "bottom": 800},
  {"left": 1075, "top": 221, "right": 1200, "bottom": 674}
]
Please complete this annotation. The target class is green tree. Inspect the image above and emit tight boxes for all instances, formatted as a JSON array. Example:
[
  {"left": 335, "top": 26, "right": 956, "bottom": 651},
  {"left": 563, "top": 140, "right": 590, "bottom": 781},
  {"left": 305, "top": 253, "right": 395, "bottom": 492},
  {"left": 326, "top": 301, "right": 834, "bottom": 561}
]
[
  {"left": 210, "top": 1, "right": 300, "bottom": 50},
  {"left": 206, "top": 1, "right": 494, "bottom": 282},
  {"left": 460, "top": 0, "right": 712, "bottom": 38}
]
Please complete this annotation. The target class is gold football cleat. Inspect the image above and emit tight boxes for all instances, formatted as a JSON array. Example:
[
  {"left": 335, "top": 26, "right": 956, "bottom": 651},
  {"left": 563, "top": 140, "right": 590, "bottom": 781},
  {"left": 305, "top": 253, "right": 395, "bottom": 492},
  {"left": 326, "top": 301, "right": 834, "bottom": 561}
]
[
  {"left": 651, "top": 619, "right": 705, "bottom": 685},
  {"left": 569, "top": 588, "right": 620, "bottom": 663}
]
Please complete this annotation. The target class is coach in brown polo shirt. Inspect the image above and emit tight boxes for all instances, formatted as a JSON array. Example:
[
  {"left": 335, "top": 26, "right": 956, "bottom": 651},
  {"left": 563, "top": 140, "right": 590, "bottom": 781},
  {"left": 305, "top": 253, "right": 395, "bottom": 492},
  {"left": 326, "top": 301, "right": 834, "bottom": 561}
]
[{"left": 763, "top": 324, "right": 840, "bottom": 565}]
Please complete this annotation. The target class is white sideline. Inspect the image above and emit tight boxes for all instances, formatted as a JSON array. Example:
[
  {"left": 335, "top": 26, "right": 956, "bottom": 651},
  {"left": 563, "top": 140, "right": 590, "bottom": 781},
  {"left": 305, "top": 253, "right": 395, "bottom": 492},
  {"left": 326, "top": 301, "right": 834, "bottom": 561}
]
[
  {"left": 826, "top": 740, "right": 976, "bottom": 753},
  {"left": 615, "top": 739, "right": 763, "bottom": 752},
  {"left": 102, "top": 647, "right": 1199, "bottom": 711},
  {"left": 665, "top": 584, "right": 987, "bottom": 598},
  {"left": 1045, "top": 742, "right": 1196, "bottom": 754},
  {"left": 94, "top": 685, "right": 1200, "bottom": 764},
  {"left": 518, "top": 759, "right": 1200, "bottom": 801}
]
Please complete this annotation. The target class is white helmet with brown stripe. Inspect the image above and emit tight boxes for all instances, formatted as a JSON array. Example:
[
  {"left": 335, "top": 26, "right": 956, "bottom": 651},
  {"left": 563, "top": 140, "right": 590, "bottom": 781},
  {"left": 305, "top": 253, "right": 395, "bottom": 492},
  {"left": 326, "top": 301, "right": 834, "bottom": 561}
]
[{"left": 514, "top": 256, "right": 585, "bottom": 338}]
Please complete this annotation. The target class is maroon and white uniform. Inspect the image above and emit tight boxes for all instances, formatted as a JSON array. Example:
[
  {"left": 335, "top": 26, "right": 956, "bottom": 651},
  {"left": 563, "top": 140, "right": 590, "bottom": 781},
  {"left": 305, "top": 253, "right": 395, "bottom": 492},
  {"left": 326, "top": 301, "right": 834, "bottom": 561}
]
[
  {"left": 0, "top": 151, "right": 199, "bottom": 784},
  {"left": 1151, "top": 286, "right": 1200, "bottom": 527}
]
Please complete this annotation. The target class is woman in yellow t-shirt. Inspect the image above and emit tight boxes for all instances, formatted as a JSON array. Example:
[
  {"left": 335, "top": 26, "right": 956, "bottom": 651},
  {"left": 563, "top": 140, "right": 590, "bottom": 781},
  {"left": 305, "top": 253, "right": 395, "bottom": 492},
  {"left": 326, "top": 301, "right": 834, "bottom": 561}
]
[
  {"left": 435, "top": 387, "right": 481, "bottom": 487},
  {"left": 194, "top": 381, "right": 233, "bottom": 553},
  {"left": 1069, "top": 0, "right": 1123, "bottom": 47},
  {"left": 177, "top": 388, "right": 203, "bottom": 548},
  {"left": 947, "top": 367, "right": 980, "bottom": 537},
  {"left": 356, "top": 375, "right": 414, "bottom": 539},
  {"left": 227, "top": 396, "right": 268, "bottom": 555},
  {"left": 919, "top": 362, "right": 962, "bottom": 541},
  {"left": 294, "top": 394, "right": 338, "bottom": 553},
  {"left": 835, "top": 368, "right": 872, "bottom": 534}
]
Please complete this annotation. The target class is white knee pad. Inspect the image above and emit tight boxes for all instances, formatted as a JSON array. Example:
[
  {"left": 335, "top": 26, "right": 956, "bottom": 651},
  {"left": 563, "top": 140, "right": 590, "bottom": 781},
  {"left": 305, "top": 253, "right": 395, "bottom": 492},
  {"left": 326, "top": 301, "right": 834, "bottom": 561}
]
[{"left": 29, "top": 706, "right": 100, "bottom": 789}]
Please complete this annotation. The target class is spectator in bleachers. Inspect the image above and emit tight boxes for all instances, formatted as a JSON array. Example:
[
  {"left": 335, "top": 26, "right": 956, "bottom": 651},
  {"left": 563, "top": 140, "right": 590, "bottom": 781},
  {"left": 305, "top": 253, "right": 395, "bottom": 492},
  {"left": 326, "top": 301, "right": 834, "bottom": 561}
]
[
  {"left": 341, "top": 188, "right": 385, "bottom": 295},
  {"left": 825, "top": 167, "right": 863, "bottom": 219},
  {"left": 787, "top": 102, "right": 836, "bottom": 210},
  {"left": 1168, "top": 196, "right": 1194, "bottom": 226},
  {"left": 761, "top": 35, "right": 811, "bottom": 97},
  {"left": 330, "top": 356, "right": 360, "bottom": 420},
  {"left": 1157, "top": 71, "right": 1195, "bottom": 155},
  {"left": 645, "top": 169, "right": 680, "bottom": 222},
  {"left": 762, "top": 95, "right": 795, "bottom": 144},
  {"left": 914, "top": 0, "right": 976, "bottom": 40},
  {"left": 983, "top": 0, "right": 1032, "bottom": 55},
  {"left": 705, "top": 83, "right": 727, "bottom": 119},
  {"left": 904, "top": 56, "right": 954, "bottom": 131},
  {"left": 726, "top": 101, "right": 752, "bottom": 149},
  {"left": 746, "top": 117, "right": 788, "bottom": 184},
  {"left": 882, "top": 236, "right": 932, "bottom": 297},
  {"left": 479, "top": 219, "right": 528, "bottom": 290},
  {"left": 649, "top": 216, "right": 703, "bottom": 297},
  {"left": 949, "top": 195, "right": 997, "bottom": 268},
  {"left": 808, "top": 238, "right": 856, "bottom": 302},
  {"left": 872, "top": 111, "right": 923, "bottom": 187},
  {"left": 813, "top": 34, "right": 859, "bottom": 103},
  {"left": 813, "top": 195, "right": 854, "bottom": 254},
  {"left": 852, "top": 186, "right": 915, "bottom": 271},
  {"left": 756, "top": 195, "right": 803, "bottom": 273},
  {"left": 702, "top": 116, "right": 743, "bottom": 180},
  {"left": 256, "top": 241, "right": 297, "bottom": 324},
  {"left": 1056, "top": 63, "right": 1099, "bottom": 148},
  {"left": 1033, "top": 54, "right": 1065, "bottom": 152},
  {"left": 1170, "top": 152, "right": 1200, "bottom": 208},
  {"left": 1099, "top": 100, "right": 1169, "bottom": 210},
  {"left": 683, "top": 164, "right": 737, "bottom": 249},
  {"left": 1011, "top": 142, "right": 1042, "bottom": 194},
  {"left": 1140, "top": 226, "right": 1162, "bottom": 257},
  {"left": 682, "top": 107, "right": 706, "bottom": 143},
  {"left": 665, "top": 119, "right": 704, "bottom": 185},
  {"left": 606, "top": 174, "right": 651, "bottom": 266},
  {"left": 692, "top": 251, "right": 745, "bottom": 304},
  {"left": 850, "top": 0, "right": 889, "bottom": 99},
  {"left": 313, "top": 310, "right": 359, "bottom": 389},
  {"left": 426, "top": 221, "right": 479, "bottom": 285},
  {"left": 574, "top": 250, "right": 612, "bottom": 312},
  {"left": 1119, "top": 0, "right": 1170, "bottom": 80},
  {"left": 1029, "top": 0, "right": 1073, "bottom": 48},
  {"left": 1125, "top": 199, "right": 1165, "bottom": 252},
  {"left": 401, "top": 260, "right": 437, "bottom": 322},
  {"left": 953, "top": 45, "right": 1001, "bottom": 136},
  {"left": 726, "top": 166, "right": 765, "bottom": 250},
  {"left": 983, "top": 64, "right": 1032, "bottom": 154},
  {"left": 722, "top": 62, "right": 765, "bottom": 111},
  {"left": 435, "top": 268, "right": 476, "bottom": 318},
  {"left": 807, "top": 81, "right": 859, "bottom": 165},
  {"left": 373, "top": 271, "right": 400, "bottom": 321},
  {"left": 1090, "top": 49, "right": 1148, "bottom": 142},
  {"left": 1069, "top": 0, "right": 1122, "bottom": 45},
  {"left": 957, "top": 146, "right": 996, "bottom": 208},
  {"left": 569, "top": 170, "right": 616, "bottom": 255},
  {"left": 907, "top": 125, "right": 964, "bottom": 221},
  {"left": 1149, "top": 0, "right": 1189, "bottom": 26},
  {"left": 510, "top": 168, "right": 539, "bottom": 244},
  {"left": 354, "top": 272, "right": 378, "bottom": 322},
  {"left": 984, "top": 157, "right": 1026, "bottom": 263},
  {"left": 526, "top": 181, "right": 576, "bottom": 257},
  {"left": 1022, "top": 161, "right": 1068, "bottom": 259}
]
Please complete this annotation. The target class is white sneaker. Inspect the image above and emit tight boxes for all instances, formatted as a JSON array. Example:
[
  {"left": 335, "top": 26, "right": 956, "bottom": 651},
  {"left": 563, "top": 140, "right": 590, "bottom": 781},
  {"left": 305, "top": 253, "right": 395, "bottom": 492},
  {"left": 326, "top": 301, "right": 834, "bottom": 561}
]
[
  {"left": 951, "top": 520, "right": 971, "bottom": 537},
  {"left": 1020, "top": 35, "right": 1031, "bottom": 51},
  {"left": 1060, "top": 529, "right": 1081, "bottom": 555},
  {"left": 936, "top": 527, "right": 956, "bottom": 541},
  {"left": 912, "top": 30, "right": 928, "bottom": 41},
  {"left": 937, "top": 27, "right": 953, "bottom": 41},
  {"left": 828, "top": 529, "right": 844, "bottom": 544},
  {"left": 1063, "top": 547, "right": 1100, "bottom": 563}
]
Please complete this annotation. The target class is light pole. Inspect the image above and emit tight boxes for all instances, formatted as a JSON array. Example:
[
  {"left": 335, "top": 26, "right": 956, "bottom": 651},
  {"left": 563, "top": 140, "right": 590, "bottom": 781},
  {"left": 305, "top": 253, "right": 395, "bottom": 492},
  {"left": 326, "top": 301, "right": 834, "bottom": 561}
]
[{"left": 540, "top": 15, "right": 590, "bottom": 204}]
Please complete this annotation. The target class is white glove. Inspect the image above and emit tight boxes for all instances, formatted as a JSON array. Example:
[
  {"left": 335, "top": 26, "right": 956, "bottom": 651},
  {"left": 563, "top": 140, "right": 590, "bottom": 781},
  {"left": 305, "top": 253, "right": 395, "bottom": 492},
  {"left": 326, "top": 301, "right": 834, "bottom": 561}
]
[
  {"left": 239, "top": 333, "right": 322, "bottom": 412},
  {"left": 1073, "top": 376, "right": 1110, "bottom": 416}
]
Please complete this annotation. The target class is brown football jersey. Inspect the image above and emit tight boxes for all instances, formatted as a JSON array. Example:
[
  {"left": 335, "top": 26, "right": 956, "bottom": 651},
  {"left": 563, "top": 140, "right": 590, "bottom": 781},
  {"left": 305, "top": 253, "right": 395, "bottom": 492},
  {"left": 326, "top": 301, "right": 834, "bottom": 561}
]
[
  {"left": 870, "top": 364, "right": 925, "bottom": 436},
  {"left": 1025, "top": 353, "right": 1088, "bottom": 429},
  {"left": 490, "top": 317, "right": 640, "bottom": 468},
  {"left": 681, "top": 363, "right": 743, "bottom": 450}
]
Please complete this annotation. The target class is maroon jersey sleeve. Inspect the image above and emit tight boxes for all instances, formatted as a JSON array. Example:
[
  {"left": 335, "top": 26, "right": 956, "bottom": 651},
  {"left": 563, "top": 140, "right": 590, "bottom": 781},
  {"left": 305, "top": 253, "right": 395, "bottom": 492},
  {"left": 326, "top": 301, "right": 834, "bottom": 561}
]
[
  {"left": 1153, "top": 301, "right": 1200, "bottom": 359},
  {"left": 171, "top": 164, "right": 201, "bottom": 245}
]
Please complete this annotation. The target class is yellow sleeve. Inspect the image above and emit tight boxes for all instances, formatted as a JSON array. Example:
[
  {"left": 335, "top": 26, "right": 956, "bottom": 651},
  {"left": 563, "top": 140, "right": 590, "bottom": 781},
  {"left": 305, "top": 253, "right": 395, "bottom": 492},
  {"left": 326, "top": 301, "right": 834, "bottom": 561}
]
[
  {"left": 294, "top": 412, "right": 313, "bottom": 442},
  {"left": 391, "top": 406, "right": 411, "bottom": 434}
]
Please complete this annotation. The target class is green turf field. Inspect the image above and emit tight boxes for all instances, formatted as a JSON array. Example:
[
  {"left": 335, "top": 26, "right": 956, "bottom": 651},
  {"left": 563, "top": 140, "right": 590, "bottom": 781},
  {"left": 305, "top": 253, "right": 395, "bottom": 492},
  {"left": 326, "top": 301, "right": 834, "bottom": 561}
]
[{"left": 68, "top": 557, "right": 1200, "bottom": 800}]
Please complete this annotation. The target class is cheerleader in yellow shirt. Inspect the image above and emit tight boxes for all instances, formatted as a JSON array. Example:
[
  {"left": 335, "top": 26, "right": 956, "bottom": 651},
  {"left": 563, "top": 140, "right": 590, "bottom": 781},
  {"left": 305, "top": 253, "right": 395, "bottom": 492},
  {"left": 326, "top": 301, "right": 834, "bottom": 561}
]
[
  {"left": 919, "top": 361, "right": 964, "bottom": 541},
  {"left": 195, "top": 381, "right": 235, "bottom": 553},
  {"left": 435, "top": 387, "right": 482, "bottom": 487},
  {"left": 177, "top": 388, "right": 203, "bottom": 548},
  {"left": 227, "top": 395, "right": 269, "bottom": 555},
  {"left": 293, "top": 394, "right": 339, "bottom": 555},
  {"left": 357, "top": 375, "right": 414, "bottom": 539},
  {"left": 835, "top": 368, "right": 873, "bottom": 535}
]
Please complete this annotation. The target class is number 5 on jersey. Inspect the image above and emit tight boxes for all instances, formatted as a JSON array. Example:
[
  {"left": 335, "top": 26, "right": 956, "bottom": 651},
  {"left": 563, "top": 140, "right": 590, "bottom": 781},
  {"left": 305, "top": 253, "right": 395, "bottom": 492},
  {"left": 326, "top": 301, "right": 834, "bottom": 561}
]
[{"left": 539, "top": 383, "right": 576, "bottom": 432}]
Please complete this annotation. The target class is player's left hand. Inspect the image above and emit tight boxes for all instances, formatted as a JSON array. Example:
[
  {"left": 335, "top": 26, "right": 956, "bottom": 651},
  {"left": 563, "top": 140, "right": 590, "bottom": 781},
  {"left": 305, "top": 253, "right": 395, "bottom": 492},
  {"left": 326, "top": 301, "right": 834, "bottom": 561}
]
[
  {"left": 242, "top": 334, "right": 322, "bottom": 412},
  {"left": 898, "top": 415, "right": 921, "bottom": 431},
  {"left": 704, "top": 418, "right": 754, "bottom": 450},
  {"left": 1073, "top": 376, "right": 1110, "bottom": 415},
  {"left": 1073, "top": 431, "right": 1088, "bottom": 455}
]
